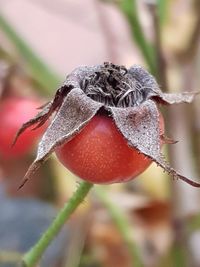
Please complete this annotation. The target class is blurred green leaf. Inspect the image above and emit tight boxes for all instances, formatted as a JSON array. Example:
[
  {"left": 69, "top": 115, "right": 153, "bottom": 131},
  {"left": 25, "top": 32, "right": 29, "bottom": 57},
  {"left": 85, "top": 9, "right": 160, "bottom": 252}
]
[{"left": 0, "top": 14, "right": 61, "bottom": 94}]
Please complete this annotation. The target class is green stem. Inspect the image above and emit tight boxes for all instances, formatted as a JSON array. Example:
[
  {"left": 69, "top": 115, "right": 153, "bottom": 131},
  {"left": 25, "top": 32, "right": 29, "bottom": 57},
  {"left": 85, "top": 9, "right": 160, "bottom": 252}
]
[
  {"left": 22, "top": 181, "right": 93, "bottom": 267},
  {"left": 95, "top": 186, "right": 143, "bottom": 267},
  {"left": 119, "top": 0, "right": 156, "bottom": 74}
]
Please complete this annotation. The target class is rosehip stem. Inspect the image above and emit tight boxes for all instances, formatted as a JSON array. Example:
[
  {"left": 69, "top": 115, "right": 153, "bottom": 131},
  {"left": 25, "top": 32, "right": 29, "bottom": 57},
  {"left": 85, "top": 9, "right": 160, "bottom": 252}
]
[{"left": 21, "top": 181, "right": 93, "bottom": 267}]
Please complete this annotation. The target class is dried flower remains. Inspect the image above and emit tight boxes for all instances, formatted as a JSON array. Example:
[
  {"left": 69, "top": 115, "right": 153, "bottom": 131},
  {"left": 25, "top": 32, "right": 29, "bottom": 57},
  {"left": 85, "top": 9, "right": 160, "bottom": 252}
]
[{"left": 15, "top": 62, "right": 200, "bottom": 188}]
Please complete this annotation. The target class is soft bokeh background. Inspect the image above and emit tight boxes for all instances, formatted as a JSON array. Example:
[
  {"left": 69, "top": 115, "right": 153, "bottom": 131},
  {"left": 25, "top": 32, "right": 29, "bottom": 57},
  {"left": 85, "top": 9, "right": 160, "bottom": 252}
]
[{"left": 0, "top": 0, "right": 200, "bottom": 266}]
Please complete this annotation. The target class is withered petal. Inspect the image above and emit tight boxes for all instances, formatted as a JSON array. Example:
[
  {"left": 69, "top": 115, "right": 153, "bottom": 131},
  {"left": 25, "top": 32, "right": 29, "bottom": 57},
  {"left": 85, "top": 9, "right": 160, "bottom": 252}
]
[
  {"left": 19, "top": 88, "right": 103, "bottom": 189},
  {"left": 110, "top": 100, "right": 200, "bottom": 187}
]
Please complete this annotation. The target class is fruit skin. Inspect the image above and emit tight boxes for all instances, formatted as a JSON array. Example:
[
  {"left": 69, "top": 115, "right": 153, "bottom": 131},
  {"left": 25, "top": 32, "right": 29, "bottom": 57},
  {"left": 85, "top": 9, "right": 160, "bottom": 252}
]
[
  {"left": 56, "top": 114, "right": 164, "bottom": 184},
  {"left": 0, "top": 97, "right": 45, "bottom": 159}
]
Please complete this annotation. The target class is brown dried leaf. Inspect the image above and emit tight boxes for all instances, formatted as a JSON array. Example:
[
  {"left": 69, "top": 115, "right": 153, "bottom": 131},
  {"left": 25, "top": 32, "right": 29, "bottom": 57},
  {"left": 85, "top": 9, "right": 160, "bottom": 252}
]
[
  {"left": 19, "top": 88, "right": 103, "bottom": 189},
  {"left": 110, "top": 100, "right": 200, "bottom": 187}
]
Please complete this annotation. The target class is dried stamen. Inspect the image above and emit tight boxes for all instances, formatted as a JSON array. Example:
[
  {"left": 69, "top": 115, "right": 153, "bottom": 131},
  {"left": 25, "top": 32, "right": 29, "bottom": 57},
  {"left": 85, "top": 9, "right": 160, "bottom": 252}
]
[{"left": 82, "top": 62, "right": 148, "bottom": 108}]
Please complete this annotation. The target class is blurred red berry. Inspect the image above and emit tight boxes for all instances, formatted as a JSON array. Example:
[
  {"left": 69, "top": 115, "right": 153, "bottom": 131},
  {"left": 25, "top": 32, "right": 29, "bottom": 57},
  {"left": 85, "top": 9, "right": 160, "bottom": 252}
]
[
  {"left": 0, "top": 97, "right": 45, "bottom": 159},
  {"left": 56, "top": 114, "right": 164, "bottom": 184}
]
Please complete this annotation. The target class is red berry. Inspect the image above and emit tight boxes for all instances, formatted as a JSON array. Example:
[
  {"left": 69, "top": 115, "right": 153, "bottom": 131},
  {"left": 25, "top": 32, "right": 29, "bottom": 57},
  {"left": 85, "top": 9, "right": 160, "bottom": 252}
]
[
  {"left": 0, "top": 97, "right": 45, "bottom": 159},
  {"left": 56, "top": 114, "right": 164, "bottom": 184}
]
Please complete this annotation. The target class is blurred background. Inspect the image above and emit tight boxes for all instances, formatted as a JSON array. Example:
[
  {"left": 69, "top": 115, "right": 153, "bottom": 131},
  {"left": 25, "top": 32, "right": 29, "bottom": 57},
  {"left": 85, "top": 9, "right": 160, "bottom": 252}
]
[{"left": 0, "top": 0, "right": 200, "bottom": 266}]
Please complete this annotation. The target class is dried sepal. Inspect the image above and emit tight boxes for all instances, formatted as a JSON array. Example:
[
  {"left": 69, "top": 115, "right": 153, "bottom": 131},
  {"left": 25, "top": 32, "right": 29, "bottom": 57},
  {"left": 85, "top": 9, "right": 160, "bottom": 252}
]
[
  {"left": 13, "top": 84, "right": 72, "bottom": 146},
  {"left": 63, "top": 65, "right": 101, "bottom": 88},
  {"left": 110, "top": 100, "right": 161, "bottom": 159},
  {"left": 128, "top": 65, "right": 160, "bottom": 95},
  {"left": 128, "top": 65, "right": 198, "bottom": 105},
  {"left": 12, "top": 101, "right": 51, "bottom": 146},
  {"left": 110, "top": 100, "right": 200, "bottom": 187},
  {"left": 18, "top": 88, "right": 103, "bottom": 189}
]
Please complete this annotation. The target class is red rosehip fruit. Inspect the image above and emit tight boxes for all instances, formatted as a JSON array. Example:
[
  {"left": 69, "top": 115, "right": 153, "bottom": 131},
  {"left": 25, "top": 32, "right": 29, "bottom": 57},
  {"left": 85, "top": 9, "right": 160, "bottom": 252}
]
[
  {"left": 0, "top": 97, "right": 45, "bottom": 159},
  {"left": 56, "top": 114, "right": 164, "bottom": 184}
]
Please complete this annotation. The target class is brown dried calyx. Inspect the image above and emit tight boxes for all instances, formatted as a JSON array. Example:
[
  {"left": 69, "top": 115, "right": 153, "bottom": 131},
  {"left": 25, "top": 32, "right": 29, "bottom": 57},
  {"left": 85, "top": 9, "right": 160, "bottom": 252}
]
[{"left": 14, "top": 62, "right": 200, "bottom": 189}]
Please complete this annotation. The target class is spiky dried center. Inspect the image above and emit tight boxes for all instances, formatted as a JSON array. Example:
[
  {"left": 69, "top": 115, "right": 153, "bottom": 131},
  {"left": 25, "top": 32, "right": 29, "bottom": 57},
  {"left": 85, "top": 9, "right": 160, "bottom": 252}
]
[{"left": 82, "top": 63, "right": 147, "bottom": 107}]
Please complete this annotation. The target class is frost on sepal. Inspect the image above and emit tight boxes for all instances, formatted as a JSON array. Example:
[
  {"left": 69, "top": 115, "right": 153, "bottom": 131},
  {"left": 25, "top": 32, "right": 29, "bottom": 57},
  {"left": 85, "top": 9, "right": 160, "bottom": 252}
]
[
  {"left": 18, "top": 88, "right": 103, "bottom": 189},
  {"left": 129, "top": 65, "right": 160, "bottom": 92},
  {"left": 110, "top": 100, "right": 200, "bottom": 187},
  {"left": 110, "top": 100, "right": 161, "bottom": 159},
  {"left": 13, "top": 66, "right": 101, "bottom": 146}
]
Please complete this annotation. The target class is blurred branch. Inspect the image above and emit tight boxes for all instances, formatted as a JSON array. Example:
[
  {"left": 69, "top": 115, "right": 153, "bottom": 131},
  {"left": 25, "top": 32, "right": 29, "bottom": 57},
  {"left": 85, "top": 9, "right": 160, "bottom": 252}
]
[
  {"left": 95, "top": 186, "right": 143, "bottom": 267},
  {"left": 147, "top": 2, "right": 168, "bottom": 91},
  {"left": 168, "top": 67, "right": 200, "bottom": 267},
  {"left": 63, "top": 212, "right": 91, "bottom": 267},
  {"left": 117, "top": 0, "right": 156, "bottom": 74},
  {"left": 145, "top": 1, "right": 200, "bottom": 266},
  {"left": 175, "top": 0, "right": 200, "bottom": 63},
  {"left": 0, "top": 14, "right": 61, "bottom": 94}
]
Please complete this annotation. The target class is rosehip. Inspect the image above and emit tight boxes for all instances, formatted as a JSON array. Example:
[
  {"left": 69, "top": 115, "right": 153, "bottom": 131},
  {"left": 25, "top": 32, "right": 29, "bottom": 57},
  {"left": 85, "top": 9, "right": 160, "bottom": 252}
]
[
  {"left": 0, "top": 97, "right": 45, "bottom": 159},
  {"left": 17, "top": 63, "right": 200, "bottom": 189},
  {"left": 55, "top": 114, "right": 164, "bottom": 184}
]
